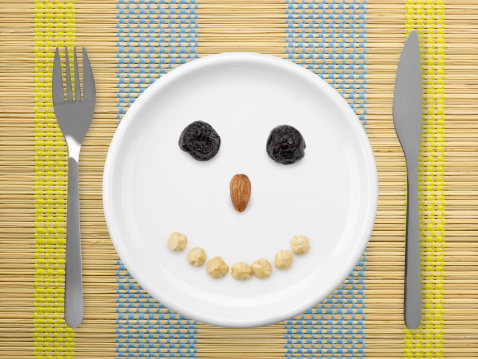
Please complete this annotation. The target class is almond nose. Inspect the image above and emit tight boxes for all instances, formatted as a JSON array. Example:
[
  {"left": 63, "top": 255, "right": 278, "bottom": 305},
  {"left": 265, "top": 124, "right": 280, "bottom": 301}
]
[{"left": 230, "top": 174, "right": 252, "bottom": 213}]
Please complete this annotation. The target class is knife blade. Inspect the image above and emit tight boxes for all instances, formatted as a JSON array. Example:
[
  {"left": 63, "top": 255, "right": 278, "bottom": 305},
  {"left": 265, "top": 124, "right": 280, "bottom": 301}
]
[{"left": 393, "top": 29, "right": 423, "bottom": 330}]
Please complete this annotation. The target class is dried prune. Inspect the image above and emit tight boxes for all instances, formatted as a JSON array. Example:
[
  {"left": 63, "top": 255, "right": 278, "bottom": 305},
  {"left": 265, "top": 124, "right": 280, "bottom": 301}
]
[
  {"left": 266, "top": 125, "right": 306, "bottom": 165},
  {"left": 179, "top": 121, "right": 221, "bottom": 161}
]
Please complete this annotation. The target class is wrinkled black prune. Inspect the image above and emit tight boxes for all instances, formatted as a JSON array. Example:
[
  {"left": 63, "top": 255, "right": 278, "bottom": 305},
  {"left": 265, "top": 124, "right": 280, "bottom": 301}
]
[
  {"left": 266, "top": 125, "right": 306, "bottom": 165},
  {"left": 179, "top": 121, "right": 221, "bottom": 161}
]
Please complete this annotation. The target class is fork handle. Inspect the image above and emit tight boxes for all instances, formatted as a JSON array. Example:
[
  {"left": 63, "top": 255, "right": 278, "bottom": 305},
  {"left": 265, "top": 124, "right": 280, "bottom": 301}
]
[
  {"left": 404, "top": 160, "right": 421, "bottom": 329},
  {"left": 65, "top": 156, "right": 83, "bottom": 328}
]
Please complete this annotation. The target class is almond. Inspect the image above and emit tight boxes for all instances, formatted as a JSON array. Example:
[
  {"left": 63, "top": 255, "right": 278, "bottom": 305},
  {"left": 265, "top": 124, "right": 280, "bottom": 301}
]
[{"left": 230, "top": 174, "right": 251, "bottom": 212}]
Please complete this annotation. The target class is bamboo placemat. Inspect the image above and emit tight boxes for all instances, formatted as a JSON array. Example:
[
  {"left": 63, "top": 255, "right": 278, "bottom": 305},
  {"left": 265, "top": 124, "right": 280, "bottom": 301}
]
[{"left": 0, "top": 0, "right": 477, "bottom": 357}]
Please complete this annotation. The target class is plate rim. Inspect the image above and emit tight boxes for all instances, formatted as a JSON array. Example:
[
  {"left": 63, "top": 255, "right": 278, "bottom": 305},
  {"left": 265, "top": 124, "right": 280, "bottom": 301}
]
[{"left": 103, "top": 52, "right": 378, "bottom": 328}]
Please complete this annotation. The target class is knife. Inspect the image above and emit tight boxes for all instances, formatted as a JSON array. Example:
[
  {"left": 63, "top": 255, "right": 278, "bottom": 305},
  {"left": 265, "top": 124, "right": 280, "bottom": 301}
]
[{"left": 393, "top": 29, "right": 423, "bottom": 330}]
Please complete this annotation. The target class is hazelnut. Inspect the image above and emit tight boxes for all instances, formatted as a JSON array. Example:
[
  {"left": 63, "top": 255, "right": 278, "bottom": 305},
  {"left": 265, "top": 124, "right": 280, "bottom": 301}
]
[
  {"left": 167, "top": 232, "right": 187, "bottom": 251},
  {"left": 231, "top": 262, "right": 252, "bottom": 280},
  {"left": 187, "top": 247, "right": 207, "bottom": 267},
  {"left": 290, "top": 235, "right": 310, "bottom": 255},
  {"left": 206, "top": 256, "right": 229, "bottom": 279},
  {"left": 275, "top": 250, "right": 293, "bottom": 270},
  {"left": 251, "top": 258, "right": 272, "bottom": 279}
]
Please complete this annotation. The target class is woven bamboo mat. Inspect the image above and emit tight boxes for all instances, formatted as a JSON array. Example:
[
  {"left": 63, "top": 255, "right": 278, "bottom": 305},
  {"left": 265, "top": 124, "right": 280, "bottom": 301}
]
[{"left": 0, "top": 0, "right": 477, "bottom": 357}]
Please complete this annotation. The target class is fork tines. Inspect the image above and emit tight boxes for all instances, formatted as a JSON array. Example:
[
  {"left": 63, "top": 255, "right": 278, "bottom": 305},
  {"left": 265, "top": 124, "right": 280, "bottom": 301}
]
[{"left": 52, "top": 47, "right": 95, "bottom": 104}]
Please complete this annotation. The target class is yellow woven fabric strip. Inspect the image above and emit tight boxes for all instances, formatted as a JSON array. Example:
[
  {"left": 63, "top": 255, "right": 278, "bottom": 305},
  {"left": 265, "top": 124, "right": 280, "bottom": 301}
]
[
  {"left": 404, "top": 0, "right": 445, "bottom": 358},
  {"left": 34, "top": 0, "right": 76, "bottom": 357}
]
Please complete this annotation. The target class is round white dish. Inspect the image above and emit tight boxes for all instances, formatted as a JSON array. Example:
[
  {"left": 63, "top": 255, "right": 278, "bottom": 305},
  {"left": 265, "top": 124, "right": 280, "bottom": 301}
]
[{"left": 103, "top": 53, "right": 378, "bottom": 328}]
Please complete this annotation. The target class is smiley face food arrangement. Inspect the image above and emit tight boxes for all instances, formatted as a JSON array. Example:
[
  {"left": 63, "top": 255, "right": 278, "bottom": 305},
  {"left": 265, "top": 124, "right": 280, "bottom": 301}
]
[{"left": 166, "top": 122, "right": 310, "bottom": 280}]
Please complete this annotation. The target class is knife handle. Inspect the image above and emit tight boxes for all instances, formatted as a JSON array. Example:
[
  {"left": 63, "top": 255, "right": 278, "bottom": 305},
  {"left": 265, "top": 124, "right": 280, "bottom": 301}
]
[{"left": 404, "top": 160, "right": 421, "bottom": 329}]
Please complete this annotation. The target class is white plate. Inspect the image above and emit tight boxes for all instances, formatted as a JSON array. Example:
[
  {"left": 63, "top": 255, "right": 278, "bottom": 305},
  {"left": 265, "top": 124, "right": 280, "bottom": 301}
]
[{"left": 103, "top": 53, "right": 377, "bottom": 328}]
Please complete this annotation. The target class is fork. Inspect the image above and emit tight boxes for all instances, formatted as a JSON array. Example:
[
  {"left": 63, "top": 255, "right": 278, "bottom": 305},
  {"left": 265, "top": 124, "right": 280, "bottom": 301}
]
[{"left": 52, "top": 47, "right": 96, "bottom": 328}]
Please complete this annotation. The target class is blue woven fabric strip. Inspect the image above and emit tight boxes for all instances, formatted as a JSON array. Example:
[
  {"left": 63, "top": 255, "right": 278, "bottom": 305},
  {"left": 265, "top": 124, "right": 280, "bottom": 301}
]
[
  {"left": 285, "top": 0, "right": 367, "bottom": 357},
  {"left": 115, "top": 0, "right": 198, "bottom": 357}
]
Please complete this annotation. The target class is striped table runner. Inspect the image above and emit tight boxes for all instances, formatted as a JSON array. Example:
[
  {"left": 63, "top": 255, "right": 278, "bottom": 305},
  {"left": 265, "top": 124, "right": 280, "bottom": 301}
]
[{"left": 1, "top": 0, "right": 473, "bottom": 358}]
